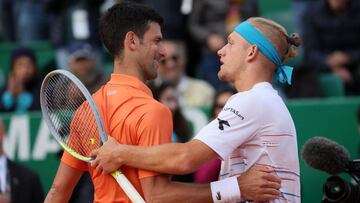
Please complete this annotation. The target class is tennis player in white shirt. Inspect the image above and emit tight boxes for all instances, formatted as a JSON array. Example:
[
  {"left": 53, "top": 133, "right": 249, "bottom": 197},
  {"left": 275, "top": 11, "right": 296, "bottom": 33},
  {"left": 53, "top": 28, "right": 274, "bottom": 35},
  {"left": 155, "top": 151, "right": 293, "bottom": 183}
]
[{"left": 91, "top": 17, "right": 301, "bottom": 203}]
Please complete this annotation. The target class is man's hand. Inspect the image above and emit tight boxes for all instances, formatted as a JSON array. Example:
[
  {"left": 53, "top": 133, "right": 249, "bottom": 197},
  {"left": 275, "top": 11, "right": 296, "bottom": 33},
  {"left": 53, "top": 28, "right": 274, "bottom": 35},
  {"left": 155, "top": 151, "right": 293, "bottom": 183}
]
[
  {"left": 333, "top": 66, "right": 353, "bottom": 84},
  {"left": 7, "top": 73, "right": 23, "bottom": 96},
  {"left": 90, "top": 136, "right": 125, "bottom": 174},
  {"left": 326, "top": 51, "right": 351, "bottom": 68},
  {"left": 238, "top": 165, "right": 281, "bottom": 201}
]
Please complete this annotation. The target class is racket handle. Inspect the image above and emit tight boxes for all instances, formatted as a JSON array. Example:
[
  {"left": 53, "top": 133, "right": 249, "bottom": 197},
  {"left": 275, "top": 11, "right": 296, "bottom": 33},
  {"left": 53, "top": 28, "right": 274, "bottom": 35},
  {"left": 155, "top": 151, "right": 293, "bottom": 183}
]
[{"left": 111, "top": 170, "right": 146, "bottom": 203}]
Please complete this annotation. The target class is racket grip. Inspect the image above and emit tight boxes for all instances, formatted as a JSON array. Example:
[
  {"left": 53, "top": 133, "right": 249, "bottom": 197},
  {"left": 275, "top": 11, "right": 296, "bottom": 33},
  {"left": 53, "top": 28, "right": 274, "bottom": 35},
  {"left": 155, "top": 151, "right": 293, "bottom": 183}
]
[{"left": 111, "top": 170, "right": 146, "bottom": 203}]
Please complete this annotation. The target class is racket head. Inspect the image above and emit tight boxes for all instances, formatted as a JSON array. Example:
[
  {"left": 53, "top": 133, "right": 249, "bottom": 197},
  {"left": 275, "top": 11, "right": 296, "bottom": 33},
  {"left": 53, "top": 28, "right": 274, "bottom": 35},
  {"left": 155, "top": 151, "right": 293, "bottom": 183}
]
[{"left": 40, "top": 70, "right": 107, "bottom": 162}]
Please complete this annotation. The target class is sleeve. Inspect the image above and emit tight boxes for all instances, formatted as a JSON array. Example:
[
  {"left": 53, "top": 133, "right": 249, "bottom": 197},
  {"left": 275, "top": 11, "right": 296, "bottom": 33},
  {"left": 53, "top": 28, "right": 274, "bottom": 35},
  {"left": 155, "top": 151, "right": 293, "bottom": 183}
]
[
  {"left": 136, "top": 103, "right": 173, "bottom": 179},
  {"left": 194, "top": 94, "right": 260, "bottom": 159},
  {"left": 0, "top": 89, "right": 15, "bottom": 112},
  {"left": 60, "top": 103, "right": 90, "bottom": 171},
  {"left": 61, "top": 151, "right": 89, "bottom": 171}
]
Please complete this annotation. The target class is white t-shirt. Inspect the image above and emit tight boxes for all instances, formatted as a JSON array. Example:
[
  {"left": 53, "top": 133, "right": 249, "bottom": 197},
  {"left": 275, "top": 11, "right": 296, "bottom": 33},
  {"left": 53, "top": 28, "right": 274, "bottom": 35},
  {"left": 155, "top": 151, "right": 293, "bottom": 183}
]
[{"left": 195, "top": 82, "right": 300, "bottom": 203}]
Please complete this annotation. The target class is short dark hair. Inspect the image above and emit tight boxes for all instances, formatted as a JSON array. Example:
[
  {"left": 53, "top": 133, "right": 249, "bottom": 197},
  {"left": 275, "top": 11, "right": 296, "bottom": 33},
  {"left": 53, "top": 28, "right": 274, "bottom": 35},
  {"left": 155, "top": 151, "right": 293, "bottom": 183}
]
[
  {"left": 99, "top": 1, "right": 163, "bottom": 57},
  {"left": 10, "top": 47, "right": 37, "bottom": 71}
]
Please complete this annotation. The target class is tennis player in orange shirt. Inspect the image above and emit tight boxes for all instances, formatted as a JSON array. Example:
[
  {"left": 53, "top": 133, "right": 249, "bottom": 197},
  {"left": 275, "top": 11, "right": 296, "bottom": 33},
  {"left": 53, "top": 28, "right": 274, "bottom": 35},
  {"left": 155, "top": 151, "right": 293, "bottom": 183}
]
[{"left": 45, "top": 2, "right": 281, "bottom": 203}]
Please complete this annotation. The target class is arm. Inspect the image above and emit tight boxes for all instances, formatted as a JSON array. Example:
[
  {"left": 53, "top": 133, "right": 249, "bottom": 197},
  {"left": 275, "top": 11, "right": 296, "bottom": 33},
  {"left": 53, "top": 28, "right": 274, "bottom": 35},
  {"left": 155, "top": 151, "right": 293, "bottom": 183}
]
[
  {"left": 141, "top": 175, "right": 212, "bottom": 203},
  {"left": 44, "top": 162, "right": 83, "bottom": 203},
  {"left": 91, "top": 138, "right": 217, "bottom": 175},
  {"left": 91, "top": 139, "right": 281, "bottom": 201},
  {"left": 139, "top": 165, "right": 281, "bottom": 203}
]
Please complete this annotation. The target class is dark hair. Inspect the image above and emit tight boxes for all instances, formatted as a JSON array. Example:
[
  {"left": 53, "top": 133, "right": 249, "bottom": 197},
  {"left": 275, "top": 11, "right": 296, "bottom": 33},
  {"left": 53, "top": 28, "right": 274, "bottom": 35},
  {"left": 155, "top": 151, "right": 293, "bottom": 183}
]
[
  {"left": 9, "top": 47, "right": 39, "bottom": 90},
  {"left": 99, "top": 1, "right": 163, "bottom": 57},
  {"left": 152, "top": 81, "right": 191, "bottom": 143},
  {"left": 10, "top": 47, "right": 37, "bottom": 72},
  {"left": 211, "top": 85, "right": 237, "bottom": 118}
]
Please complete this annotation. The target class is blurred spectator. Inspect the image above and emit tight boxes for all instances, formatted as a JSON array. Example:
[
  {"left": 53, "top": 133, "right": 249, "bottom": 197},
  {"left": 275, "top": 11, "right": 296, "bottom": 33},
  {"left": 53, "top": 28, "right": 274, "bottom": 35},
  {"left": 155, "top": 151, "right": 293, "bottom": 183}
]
[
  {"left": 303, "top": 0, "right": 360, "bottom": 95},
  {"left": 133, "top": 0, "right": 187, "bottom": 40},
  {"left": 0, "top": 47, "right": 41, "bottom": 112},
  {"left": 0, "top": 117, "right": 44, "bottom": 203},
  {"left": 66, "top": 41, "right": 107, "bottom": 94},
  {"left": 151, "top": 82, "right": 193, "bottom": 182},
  {"left": 225, "top": 0, "right": 259, "bottom": 34},
  {"left": 209, "top": 86, "right": 237, "bottom": 120},
  {"left": 292, "top": 0, "right": 318, "bottom": 37},
  {"left": 0, "top": 0, "right": 48, "bottom": 43},
  {"left": 156, "top": 39, "right": 214, "bottom": 108},
  {"left": 188, "top": 0, "right": 258, "bottom": 89},
  {"left": 152, "top": 82, "right": 192, "bottom": 143},
  {"left": 133, "top": 0, "right": 201, "bottom": 78},
  {"left": 193, "top": 86, "right": 236, "bottom": 183},
  {"left": 44, "top": 0, "right": 104, "bottom": 69},
  {"left": 188, "top": 0, "right": 228, "bottom": 89}
]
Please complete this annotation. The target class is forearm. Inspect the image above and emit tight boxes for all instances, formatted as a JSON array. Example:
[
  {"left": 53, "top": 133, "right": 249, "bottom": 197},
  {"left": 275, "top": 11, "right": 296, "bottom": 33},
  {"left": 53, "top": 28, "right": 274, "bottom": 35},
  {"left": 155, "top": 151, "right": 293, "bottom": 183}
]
[
  {"left": 142, "top": 175, "right": 213, "bottom": 203},
  {"left": 153, "top": 181, "right": 212, "bottom": 203},
  {"left": 123, "top": 143, "right": 192, "bottom": 174},
  {"left": 44, "top": 186, "right": 72, "bottom": 203},
  {"left": 44, "top": 162, "right": 82, "bottom": 203},
  {"left": 122, "top": 140, "right": 216, "bottom": 174}
]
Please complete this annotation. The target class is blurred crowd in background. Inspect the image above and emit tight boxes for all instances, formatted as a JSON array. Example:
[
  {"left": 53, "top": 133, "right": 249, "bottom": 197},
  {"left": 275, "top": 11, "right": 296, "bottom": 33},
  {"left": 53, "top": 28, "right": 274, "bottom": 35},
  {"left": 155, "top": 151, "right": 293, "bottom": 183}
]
[{"left": 0, "top": 0, "right": 359, "bottom": 202}]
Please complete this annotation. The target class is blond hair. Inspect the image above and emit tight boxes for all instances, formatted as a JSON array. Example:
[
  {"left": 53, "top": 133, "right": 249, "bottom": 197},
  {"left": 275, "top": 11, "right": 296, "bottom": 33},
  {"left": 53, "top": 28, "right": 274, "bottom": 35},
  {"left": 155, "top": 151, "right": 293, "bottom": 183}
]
[{"left": 247, "top": 17, "right": 301, "bottom": 62}]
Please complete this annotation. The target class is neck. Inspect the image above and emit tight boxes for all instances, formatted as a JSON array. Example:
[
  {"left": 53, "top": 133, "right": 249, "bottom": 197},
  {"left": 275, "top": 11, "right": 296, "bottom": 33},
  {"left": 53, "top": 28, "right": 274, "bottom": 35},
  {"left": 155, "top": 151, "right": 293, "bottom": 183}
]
[
  {"left": 113, "top": 56, "right": 146, "bottom": 83},
  {"left": 234, "top": 63, "right": 273, "bottom": 92}
]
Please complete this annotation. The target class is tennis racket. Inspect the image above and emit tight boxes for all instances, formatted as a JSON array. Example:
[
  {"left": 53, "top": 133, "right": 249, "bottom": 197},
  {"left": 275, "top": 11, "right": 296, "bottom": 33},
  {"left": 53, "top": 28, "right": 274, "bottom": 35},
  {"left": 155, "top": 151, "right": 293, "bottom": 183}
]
[{"left": 40, "top": 70, "right": 145, "bottom": 203}]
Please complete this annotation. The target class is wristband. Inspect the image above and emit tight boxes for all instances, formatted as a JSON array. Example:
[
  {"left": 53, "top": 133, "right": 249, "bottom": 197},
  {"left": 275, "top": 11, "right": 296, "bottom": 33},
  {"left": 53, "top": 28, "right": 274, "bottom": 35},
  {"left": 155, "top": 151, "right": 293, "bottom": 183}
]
[{"left": 210, "top": 176, "right": 241, "bottom": 203}]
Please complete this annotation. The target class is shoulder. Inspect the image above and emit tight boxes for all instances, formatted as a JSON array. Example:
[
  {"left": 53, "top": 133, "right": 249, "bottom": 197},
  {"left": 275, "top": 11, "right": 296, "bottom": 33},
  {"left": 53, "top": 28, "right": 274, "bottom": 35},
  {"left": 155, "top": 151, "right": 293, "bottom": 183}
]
[
  {"left": 227, "top": 90, "right": 261, "bottom": 107},
  {"left": 222, "top": 88, "right": 269, "bottom": 118},
  {"left": 142, "top": 99, "right": 172, "bottom": 119}
]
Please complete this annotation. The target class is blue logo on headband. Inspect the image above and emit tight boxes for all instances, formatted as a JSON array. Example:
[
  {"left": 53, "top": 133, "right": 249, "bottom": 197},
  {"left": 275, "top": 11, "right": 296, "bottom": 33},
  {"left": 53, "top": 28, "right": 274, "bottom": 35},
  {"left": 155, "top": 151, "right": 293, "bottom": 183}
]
[{"left": 234, "top": 21, "right": 293, "bottom": 85}]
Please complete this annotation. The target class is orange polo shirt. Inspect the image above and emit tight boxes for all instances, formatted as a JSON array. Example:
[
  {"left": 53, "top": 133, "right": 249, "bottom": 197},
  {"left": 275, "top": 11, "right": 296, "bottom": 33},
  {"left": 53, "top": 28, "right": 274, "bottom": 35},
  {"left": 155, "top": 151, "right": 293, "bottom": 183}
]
[{"left": 61, "top": 74, "right": 172, "bottom": 203}]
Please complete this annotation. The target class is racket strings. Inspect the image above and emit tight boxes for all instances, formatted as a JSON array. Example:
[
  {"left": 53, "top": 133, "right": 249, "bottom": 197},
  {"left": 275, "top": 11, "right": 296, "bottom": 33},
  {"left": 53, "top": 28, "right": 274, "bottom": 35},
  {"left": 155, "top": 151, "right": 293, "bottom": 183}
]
[{"left": 44, "top": 74, "right": 101, "bottom": 158}]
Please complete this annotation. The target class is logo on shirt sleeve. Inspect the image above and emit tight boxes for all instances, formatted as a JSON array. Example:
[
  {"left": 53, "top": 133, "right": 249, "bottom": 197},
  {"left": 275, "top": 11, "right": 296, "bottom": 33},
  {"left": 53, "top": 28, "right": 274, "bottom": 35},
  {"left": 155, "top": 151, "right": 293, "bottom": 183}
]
[{"left": 217, "top": 118, "right": 230, "bottom": 131}]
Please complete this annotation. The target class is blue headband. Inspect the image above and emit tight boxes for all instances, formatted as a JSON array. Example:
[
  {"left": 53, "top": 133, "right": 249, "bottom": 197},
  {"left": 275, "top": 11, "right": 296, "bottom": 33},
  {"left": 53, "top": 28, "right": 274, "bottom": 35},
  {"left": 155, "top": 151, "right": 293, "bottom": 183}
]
[{"left": 234, "top": 21, "right": 293, "bottom": 85}]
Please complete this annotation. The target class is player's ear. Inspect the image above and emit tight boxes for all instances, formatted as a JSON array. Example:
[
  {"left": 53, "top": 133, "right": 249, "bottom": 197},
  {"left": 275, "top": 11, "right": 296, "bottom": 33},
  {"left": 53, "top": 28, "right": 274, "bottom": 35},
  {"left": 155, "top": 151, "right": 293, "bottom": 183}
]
[
  {"left": 125, "top": 31, "right": 140, "bottom": 50},
  {"left": 247, "top": 45, "right": 258, "bottom": 61}
]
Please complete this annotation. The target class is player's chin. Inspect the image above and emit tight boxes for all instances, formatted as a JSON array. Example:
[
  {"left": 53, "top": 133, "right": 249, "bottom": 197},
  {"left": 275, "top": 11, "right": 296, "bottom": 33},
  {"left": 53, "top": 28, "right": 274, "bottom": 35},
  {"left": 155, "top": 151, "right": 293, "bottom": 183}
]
[
  {"left": 147, "top": 68, "right": 158, "bottom": 80},
  {"left": 218, "top": 70, "right": 225, "bottom": 81}
]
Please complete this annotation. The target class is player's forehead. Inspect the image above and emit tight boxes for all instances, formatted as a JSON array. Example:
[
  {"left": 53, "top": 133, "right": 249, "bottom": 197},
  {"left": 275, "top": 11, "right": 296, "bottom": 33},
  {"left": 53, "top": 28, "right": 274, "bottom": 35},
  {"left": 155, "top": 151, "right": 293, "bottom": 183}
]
[
  {"left": 143, "top": 22, "right": 162, "bottom": 40},
  {"left": 228, "top": 32, "right": 245, "bottom": 43}
]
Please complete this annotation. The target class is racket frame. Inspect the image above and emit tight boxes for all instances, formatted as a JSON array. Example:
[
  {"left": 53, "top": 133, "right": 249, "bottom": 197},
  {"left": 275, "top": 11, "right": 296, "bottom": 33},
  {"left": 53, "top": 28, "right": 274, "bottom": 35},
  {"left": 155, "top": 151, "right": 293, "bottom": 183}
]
[{"left": 40, "top": 70, "right": 145, "bottom": 203}]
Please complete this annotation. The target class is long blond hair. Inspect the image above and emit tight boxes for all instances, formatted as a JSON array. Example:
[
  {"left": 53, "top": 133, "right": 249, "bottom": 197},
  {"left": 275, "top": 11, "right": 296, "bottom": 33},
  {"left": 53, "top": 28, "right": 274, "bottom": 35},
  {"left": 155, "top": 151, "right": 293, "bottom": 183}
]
[{"left": 247, "top": 17, "right": 301, "bottom": 63}]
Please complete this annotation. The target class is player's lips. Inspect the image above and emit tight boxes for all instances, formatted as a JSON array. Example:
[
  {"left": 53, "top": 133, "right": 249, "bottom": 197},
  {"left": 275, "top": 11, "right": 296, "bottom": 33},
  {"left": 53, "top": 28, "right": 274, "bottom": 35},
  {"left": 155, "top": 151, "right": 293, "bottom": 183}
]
[{"left": 220, "top": 60, "right": 224, "bottom": 67}]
